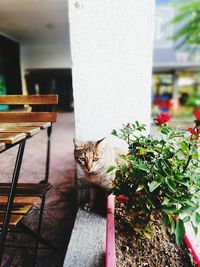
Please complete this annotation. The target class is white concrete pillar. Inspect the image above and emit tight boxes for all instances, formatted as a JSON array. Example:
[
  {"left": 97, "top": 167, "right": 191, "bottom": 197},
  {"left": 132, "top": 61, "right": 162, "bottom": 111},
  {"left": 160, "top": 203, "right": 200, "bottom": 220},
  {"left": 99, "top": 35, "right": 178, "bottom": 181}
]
[{"left": 69, "top": 0, "right": 155, "bottom": 144}]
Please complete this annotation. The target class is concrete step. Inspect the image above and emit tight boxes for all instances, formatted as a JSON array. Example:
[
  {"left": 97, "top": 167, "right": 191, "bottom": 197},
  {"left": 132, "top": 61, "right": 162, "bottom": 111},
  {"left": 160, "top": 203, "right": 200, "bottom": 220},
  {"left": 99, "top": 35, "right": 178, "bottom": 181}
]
[{"left": 63, "top": 208, "right": 106, "bottom": 267}]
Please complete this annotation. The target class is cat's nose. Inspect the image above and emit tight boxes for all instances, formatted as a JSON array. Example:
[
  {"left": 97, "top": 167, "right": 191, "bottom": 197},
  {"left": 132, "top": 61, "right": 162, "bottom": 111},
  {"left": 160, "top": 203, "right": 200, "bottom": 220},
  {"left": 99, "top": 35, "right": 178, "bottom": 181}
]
[{"left": 86, "top": 163, "right": 92, "bottom": 171}]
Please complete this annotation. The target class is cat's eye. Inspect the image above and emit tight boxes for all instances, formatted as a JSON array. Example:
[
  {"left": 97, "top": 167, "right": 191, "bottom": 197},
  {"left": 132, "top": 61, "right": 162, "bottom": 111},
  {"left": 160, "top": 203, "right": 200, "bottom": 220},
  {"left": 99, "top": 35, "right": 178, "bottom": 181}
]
[
  {"left": 93, "top": 158, "right": 99, "bottom": 162},
  {"left": 79, "top": 157, "right": 86, "bottom": 162}
]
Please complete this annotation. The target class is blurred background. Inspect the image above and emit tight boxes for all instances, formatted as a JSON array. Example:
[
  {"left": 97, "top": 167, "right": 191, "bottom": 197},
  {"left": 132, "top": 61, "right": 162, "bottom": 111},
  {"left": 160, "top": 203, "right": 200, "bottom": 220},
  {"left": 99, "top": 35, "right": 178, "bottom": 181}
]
[
  {"left": 153, "top": 0, "right": 200, "bottom": 120},
  {"left": 0, "top": 0, "right": 199, "bottom": 120}
]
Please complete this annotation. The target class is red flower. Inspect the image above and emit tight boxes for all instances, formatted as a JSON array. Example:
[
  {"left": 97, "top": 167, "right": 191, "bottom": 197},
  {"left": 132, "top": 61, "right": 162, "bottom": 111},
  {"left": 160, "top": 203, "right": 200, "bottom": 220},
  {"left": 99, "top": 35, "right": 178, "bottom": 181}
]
[
  {"left": 156, "top": 113, "right": 170, "bottom": 124},
  {"left": 188, "top": 127, "right": 199, "bottom": 140},
  {"left": 116, "top": 195, "right": 129, "bottom": 201},
  {"left": 194, "top": 109, "right": 200, "bottom": 121}
]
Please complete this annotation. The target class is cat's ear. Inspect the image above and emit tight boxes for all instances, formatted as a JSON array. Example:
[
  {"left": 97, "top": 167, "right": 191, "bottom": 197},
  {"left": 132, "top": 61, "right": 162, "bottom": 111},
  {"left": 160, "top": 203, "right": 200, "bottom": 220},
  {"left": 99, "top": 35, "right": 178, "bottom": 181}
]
[
  {"left": 95, "top": 137, "right": 106, "bottom": 147},
  {"left": 73, "top": 138, "right": 84, "bottom": 148}
]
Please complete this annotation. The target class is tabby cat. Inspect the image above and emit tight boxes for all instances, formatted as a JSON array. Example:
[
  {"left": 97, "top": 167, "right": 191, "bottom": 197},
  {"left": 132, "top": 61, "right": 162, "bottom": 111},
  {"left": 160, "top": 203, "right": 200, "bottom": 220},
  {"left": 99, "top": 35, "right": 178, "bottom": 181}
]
[{"left": 74, "top": 137, "right": 122, "bottom": 210}]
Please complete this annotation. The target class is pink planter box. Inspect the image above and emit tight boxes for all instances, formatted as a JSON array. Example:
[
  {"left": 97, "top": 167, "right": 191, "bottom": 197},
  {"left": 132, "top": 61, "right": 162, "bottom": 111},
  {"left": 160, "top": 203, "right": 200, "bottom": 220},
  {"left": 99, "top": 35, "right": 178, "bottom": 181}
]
[
  {"left": 184, "top": 224, "right": 200, "bottom": 266},
  {"left": 106, "top": 195, "right": 200, "bottom": 267},
  {"left": 106, "top": 194, "right": 116, "bottom": 267}
]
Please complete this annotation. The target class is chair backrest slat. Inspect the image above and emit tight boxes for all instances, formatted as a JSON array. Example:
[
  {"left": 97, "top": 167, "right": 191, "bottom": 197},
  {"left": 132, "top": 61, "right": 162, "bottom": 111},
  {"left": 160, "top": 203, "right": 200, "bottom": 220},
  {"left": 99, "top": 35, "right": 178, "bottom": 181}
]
[
  {"left": 0, "top": 95, "right": 58, "bottom": 123},
  {"left": 0, "top": 112, "right": 57, "bottom": 122},
  {"left": 0, "top": 95, "right": 58, "bottom": 105}
]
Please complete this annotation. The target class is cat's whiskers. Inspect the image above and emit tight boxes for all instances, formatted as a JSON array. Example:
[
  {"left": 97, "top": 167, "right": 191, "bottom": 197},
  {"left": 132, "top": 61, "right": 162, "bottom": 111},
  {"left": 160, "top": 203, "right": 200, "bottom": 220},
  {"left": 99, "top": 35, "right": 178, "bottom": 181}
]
[
  {"left": 88, "top": 170, "right": 98, "bottom": 175},
  {"left": 88, "top": 166, "right": 104, "bottom": 175}
]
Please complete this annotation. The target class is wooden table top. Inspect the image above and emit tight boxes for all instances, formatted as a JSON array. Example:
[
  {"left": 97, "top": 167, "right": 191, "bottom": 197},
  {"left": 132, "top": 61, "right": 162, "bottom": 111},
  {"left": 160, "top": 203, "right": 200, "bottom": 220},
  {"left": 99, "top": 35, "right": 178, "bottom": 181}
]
[
  {"left": 0, "top": 126, "right": 40, "bottom": 136},
  {"left": 0, "top": 121, "right": 51, "bottom": 129},
  {"left": 0, "top": 121, "right": 51, "bottom": 145},
  {"left": 0, "top": 133, "right": 26, "bottom": 144}
]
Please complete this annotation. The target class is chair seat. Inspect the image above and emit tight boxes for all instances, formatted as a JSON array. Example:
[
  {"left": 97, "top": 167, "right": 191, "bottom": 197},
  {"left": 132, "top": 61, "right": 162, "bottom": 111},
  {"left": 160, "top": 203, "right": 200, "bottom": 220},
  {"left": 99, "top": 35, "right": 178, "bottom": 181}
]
[
  {"left": 0, "top": 203, "right": 32, "bottom": 214},
  {"left": 0, "top": 214, "right": 24, "bottom": 227},
  {"left": 0, "top": 183, "right": 51, "bottom": 227},
  {"left": 0, "top": 95, "right": 58, "bottom": 263},
  {"left": 0, "top": 183, "right": 51, "bottom": 196},
  {"left": 0, "top": 196, "right": 40, "bottom": 227}
]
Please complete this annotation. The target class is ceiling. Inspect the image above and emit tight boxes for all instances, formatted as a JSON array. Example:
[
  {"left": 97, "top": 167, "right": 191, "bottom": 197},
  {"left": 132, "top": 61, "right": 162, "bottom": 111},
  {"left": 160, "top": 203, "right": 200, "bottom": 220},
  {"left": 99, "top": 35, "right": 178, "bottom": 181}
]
[{"left": 0, "top": 0, "right": 69, "bottom": 44}]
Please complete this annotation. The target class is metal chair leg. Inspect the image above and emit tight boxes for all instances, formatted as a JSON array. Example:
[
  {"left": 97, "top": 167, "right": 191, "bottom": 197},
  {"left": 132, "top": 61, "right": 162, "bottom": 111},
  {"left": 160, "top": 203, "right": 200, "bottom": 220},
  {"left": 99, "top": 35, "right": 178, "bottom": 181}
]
[
  {"left": 0, "top": 139, "right": 26, "bottom": 264},
  {"left": 32, "top": 125, "right": 52, "bottom": 266},
  {"left": 32, "top": 193, "right": 47, "bottom": 267},
  {"left": 0, "top": 125, "right": 53, "bottom": 266},
  {"left": 45, "top": 125, "right": 52, "bottom": 183}
]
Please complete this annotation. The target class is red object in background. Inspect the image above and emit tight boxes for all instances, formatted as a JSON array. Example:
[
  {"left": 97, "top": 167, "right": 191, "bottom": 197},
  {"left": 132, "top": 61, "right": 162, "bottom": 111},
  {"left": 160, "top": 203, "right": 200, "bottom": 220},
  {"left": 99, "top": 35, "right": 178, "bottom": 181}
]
[
  {"left": 156, "top": 113, "right": 171, "bottom": 124},
  {"left": 194, "top": 109, "right": 200, "bottom": 121},
  {"left": 188, "top": 127, "right": 199, "bottom": 140},
  {"left": 153, "top": 96, "right": 170, "bottom": 112},
  {"left": 159, "top": 99, "right": 170, "bottom": 111},
  {"left": 115, "top": 195, "right": 129, "bottom": 201},
  {"left": 153, "top": 95, "right": 161, "bottom": 106}
]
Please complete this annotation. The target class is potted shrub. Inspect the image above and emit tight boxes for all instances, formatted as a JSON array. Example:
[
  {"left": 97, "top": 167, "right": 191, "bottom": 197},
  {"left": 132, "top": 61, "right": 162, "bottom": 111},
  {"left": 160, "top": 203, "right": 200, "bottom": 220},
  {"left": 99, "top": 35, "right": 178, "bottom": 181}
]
[{"left": 107, "top": 112, "right": 200, "bottom": 266}]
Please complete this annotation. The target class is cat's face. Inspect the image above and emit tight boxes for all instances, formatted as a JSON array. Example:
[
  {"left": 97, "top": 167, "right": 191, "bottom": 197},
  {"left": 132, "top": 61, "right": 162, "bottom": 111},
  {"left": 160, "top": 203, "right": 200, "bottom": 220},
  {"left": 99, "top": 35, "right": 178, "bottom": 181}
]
[{"left": 74, "top": 138, "right": 105, "bottom": 174}]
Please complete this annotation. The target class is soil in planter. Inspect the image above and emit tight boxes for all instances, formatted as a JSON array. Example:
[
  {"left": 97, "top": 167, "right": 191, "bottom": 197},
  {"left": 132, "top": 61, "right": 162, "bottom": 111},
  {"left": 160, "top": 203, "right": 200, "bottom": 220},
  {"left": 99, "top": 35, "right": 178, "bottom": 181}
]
[{"left": 115, "top": 204, "right": 197, "bottom": 267}]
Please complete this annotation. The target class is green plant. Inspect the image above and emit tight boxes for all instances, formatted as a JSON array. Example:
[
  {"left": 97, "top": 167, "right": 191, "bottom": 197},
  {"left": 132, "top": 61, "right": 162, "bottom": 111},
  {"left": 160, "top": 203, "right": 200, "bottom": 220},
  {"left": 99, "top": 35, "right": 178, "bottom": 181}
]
[
  {"left": 171, "top": 0, "right": 200, "bottom": 47},
  {"left": 109, "top": 112, "right": 200, "bottom": 244}
]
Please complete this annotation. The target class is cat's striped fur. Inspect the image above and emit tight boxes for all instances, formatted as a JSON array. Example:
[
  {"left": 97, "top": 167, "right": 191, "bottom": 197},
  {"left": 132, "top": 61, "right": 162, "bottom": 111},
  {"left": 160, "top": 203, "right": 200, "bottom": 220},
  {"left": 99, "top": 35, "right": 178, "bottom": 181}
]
[{"left": 74, "top": 138, "right": 122, "bottom": 210}]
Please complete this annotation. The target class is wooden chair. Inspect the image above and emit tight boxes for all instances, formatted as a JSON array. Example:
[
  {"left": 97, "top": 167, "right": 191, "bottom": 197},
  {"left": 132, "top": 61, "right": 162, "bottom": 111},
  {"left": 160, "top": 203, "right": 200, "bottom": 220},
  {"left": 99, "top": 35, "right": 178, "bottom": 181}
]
[{"left": 0, "top": 95, "right": 58, "bottom": 266}]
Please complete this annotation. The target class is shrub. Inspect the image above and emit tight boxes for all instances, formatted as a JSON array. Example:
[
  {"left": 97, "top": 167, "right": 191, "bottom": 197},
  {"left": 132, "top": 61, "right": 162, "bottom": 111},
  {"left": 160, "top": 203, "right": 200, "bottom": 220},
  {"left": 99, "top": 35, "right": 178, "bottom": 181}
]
[{"left": 109, "top": 112, "right": 200, "bottom": 244}]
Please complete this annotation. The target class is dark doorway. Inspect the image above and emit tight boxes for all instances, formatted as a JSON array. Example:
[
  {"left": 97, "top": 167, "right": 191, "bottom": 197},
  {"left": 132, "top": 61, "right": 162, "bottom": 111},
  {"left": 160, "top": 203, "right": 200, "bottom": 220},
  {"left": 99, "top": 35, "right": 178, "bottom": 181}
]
[
  {"left": 25, "top": 68, "right": 73, "bottom": 111},
  {"left": 0, "top": 34, "right": 22, "bottom": 95}
]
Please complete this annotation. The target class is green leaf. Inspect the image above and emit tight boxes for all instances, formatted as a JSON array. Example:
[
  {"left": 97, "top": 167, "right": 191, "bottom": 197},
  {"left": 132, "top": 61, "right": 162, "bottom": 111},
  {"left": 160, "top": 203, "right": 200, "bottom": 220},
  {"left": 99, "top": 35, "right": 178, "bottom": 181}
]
[
  {"left": 163, "top": 167, "right": 172, "bottom": 176},
  {"left": 161, "top": 127, "right": 170, "bottom": 135},
  {"left": 182, "top": 199, "right": 196, "bottom": 207},
  {"left": 148, "top": 181, "right": 161, "bottom": 192},
  {"left": 179, "top": 205, "right": 196, "bottom": 213},
  {"left": 176, "top": 152, "right": 185, "bottom": 161},
  {"left": 111, "top": 129, "right": 117, "bottom": 136},
  {"left": 175, "top": 219, "right": 185, "bottom": 245},
  {"left": 162, "top": 206, "right": 178, "bottom": 215},
  {"left": 106, "top": 165, "right": 115, "bottom": 173},
  {"left": 137, "top": 164, "right": 149, "bottom": 171},
  {"left": 120, "top": 154, "right": 127, "bottom": 161},
  {"left": 168, "top": 215, "right": 175, "bottom": 234},
  {"left": 166, "top": 178, "right": 176, "bottom": 193},
  {"left": 147, "top": 198, "right": 156, "bottom": 207},
  {"left": 183, "top": 216, "right": 190, "bottom": 223},
  {"left": 127, "top": 155, "right": 135, "bottom": 161},
  {"left": 169, "top": 132, "right": 184, "bottom": 139},
  {"left": 155, "top": 161, "right": 169, "bottom": 177},
  {"left": 162, "top": 198, "right": 170, "bottom": 206},
  {"left": 195, "top": 212, "right": 200, "bottom": 225},
  {"left": 179, "top": 140, "right": 189, "bottom": 151},
  {"left": 174, "top": 175, "right": 185, "bottom": 185},
  {"left": 163, "top": 159, "right": 172, "bottom": 169},
  {"left": 122, "top": 164, "right": 128, "bottom": 172},
  {"left": 153, "top": 170, "right": 165, "bottom": 181}
]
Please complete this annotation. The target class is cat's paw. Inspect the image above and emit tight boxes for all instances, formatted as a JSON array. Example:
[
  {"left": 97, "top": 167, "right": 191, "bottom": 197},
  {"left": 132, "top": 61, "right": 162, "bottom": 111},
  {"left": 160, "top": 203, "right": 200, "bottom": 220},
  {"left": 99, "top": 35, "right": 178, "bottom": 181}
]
[{"left": 83, "top": 203, "right": 93, "bottom": 211}]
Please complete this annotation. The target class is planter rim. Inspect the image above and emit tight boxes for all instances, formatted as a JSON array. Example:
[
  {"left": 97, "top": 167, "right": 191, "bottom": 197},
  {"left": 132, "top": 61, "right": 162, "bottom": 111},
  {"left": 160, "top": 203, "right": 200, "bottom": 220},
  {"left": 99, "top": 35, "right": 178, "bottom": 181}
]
[
  {"left": 184, "top": 225, "right": 200, "bottom": 266},
  {"left": 106, "top": 194, "right": 116, "bottom": 267},
  {"left": 106, "top": 194, "right": 200, "bottom": 267}
]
